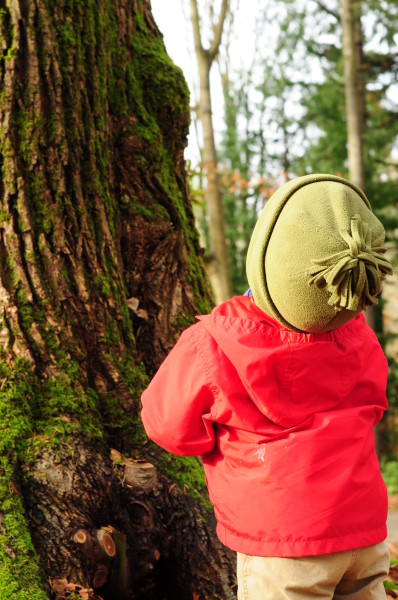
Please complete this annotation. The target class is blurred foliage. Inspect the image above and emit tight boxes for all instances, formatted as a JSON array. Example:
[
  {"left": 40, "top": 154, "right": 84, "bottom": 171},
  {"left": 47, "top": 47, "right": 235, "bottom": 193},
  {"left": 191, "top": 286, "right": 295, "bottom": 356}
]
[
  {"left": 381, "top": 457, "right": 398, "bottom": 495},
  {"left": 190, "top": 0, "right": 398, "bottom": 289}
]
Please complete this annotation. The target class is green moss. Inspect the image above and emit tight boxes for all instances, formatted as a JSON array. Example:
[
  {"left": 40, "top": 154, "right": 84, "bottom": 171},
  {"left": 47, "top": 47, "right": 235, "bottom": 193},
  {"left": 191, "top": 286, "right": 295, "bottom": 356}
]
[
  {"left": 160, "top": 454, "right": 212, "bottom": 511},
  {"left": 0, "top": 137, "right": 13, "bottom": 187},
  {"left": 15, "top": 288, "right": 35, "bottom": 334},
  {"left": 97, "top": 355, "right": 149, "bottom": 450},
  {"left": 24, "top": 380, "right": 103, "bottom": 467},
  {"left": 0, "top": 7, "right": 13, "bottom": 50},
  {"left": 175, "top": 311, "right": 197, "bottom": 330},
  {"left": 101, "top": 320, "right": 121, "bottom": 347},
  {"left": 0, "top": 470, "right": 48, "bottom": 600},
  {"left": 0, "top": 357, "right": 34, "bottom": 454},
  {"left": 127, "top": 13, "right": 189, "bottom": 125},
  {"left": 0, "top": 354, "right": 105, "bottom": 597},
  {"left": 3, "top": 257, "right": 16, "bottom": 290},
  {"left": 108, "top": 8, "right": 191, "bottom": 224},
  {"left": 121, "top": 195, "right": 169, "bottom": 222},
  {"left": 0, "top": 5, "right": 17, "bottom": 67},
  {"left": 38, "top": 373, "right": 102, "bottom": 435},
  {"left": 60, "top": 22, "right": 77, "bottom": 49},
  {"left": 101, "top": 392, "right": 148, "bottom": 450},
  {"left": 46, "top": 115, "right": 59, "bottom": 147},
  {"left": 116, "top": 356, "right": 149, "bottom": 395},
  {"left": 94, "top": 274, "right": 113, "bottom": 298},
  {"left": 117, "top": 11, "right": 211, "bottom": 308},
  {"left": 10, "top": 109, "right": 35, "bottom": 166},
  {"left": 0, "top": 356, "right": 47, "bottom": 599},
  {"left": 0, "top": 346, "right": 101, "bottom": 467}
]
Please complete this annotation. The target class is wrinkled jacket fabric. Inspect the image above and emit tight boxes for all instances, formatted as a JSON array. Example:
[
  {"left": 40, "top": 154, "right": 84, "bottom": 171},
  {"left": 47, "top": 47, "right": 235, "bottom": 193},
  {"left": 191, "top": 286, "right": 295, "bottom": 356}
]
[{"left": 141, "top": 296, "right": 388, "bottom": 557}]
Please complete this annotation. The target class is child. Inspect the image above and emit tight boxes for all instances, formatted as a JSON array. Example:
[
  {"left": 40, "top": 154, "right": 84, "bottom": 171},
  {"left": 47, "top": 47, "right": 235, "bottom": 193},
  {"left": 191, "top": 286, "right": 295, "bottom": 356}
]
[{"left": 141, "top": 174, "right": 393, "bottom": 599}]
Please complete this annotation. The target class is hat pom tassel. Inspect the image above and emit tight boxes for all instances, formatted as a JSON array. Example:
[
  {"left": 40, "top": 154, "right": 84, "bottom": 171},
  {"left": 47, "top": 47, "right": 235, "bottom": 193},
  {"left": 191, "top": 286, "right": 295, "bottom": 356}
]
[{"left": 308, "top": 215, "right": 393, "bottom": 312}]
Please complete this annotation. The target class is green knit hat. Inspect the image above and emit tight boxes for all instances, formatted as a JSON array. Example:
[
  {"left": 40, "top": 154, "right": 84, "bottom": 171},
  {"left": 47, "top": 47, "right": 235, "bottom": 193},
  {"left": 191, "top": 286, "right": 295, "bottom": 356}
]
[{"left": 246, "top": 174, "right": 393, "bottom": 333}]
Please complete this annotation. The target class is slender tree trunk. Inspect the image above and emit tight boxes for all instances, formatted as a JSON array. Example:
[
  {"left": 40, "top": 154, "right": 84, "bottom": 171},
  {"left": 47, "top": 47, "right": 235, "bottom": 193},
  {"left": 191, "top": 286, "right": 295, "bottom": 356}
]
[
  {"left": 0, "top": 1, "right": 235, "bottom": 598},
  {"left": 340, "top": 0, "right": 376, "bottom": 333},
  {"left": 189, "top": 0, "right": 233, "bottom": 304},
  {"left": 341, "top": 2, "right": 380, "bottom": 458},
  {"left": 341, "top": 0, "right": 365, "bottom": 190}
]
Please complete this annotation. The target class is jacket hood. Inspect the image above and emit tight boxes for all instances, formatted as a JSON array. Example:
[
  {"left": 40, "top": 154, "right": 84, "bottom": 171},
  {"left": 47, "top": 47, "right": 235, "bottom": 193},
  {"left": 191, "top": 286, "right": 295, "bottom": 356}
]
[{"left": 198, "top": 296, "right": 385, "bottom": 428}]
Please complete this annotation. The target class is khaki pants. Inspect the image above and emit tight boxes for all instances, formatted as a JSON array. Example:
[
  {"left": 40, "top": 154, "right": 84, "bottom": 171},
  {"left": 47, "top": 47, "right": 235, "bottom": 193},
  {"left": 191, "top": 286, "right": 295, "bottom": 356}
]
[{"left": 237, "top": 541, "right": 390, "bottom": 599}]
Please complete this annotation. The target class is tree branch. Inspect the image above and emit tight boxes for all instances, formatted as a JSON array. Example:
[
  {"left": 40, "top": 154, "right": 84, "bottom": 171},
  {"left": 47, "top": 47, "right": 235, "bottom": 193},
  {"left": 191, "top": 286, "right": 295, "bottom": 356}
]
[
  {"left": 208, "top": 0, "right": 229, "bottom": 63},
  {"left": 315, "top": 0, "right": 339, "bottom": 20},
  {"left": 189, "top": 0, "right": 204, "bottom": 57},
  {"left": 375, "top": 158, "right": 398, "bottom": 168}
]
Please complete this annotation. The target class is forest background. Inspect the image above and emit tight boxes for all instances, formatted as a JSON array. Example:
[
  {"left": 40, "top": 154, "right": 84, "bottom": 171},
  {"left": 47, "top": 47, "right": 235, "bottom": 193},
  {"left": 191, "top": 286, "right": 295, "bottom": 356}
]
[{"left": 152, "top": 0, "right": 398, "bottom": 468}]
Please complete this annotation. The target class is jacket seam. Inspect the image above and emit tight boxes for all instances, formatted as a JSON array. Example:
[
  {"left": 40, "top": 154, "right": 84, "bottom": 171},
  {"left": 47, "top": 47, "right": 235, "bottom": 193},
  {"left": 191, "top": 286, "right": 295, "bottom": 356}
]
[
  {"left": 278, "top": 342, "right": 293, "bottom": 424},
  {"left": 189, "top": 322, "right": 221, "bottom": 421},
  {"left": 205, "top": 313, "right": 366, "bottom": 343}
]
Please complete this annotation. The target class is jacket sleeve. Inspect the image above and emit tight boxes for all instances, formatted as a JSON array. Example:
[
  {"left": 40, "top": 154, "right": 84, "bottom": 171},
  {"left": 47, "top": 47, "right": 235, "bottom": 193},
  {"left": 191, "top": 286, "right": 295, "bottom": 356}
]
[{"left": 140, "top": 323, "right": 217, "bottom": 456}]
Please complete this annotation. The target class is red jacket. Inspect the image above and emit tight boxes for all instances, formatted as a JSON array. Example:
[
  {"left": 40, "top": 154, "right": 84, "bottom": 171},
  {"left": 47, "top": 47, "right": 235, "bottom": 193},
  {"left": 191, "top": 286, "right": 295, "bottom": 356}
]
[{"left": 141, "top": 296, "right": 388, "bottom": 557}]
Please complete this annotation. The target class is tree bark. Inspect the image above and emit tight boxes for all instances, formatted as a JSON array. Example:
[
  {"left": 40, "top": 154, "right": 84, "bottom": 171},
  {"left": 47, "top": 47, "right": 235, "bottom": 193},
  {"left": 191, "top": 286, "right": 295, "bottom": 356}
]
[
  {"left": 189, "top": 0, "right": 233, "bottom": 304},
  {"left": 340, "top": 0, "right": 365, "bottom": 190},
  {"left": 0, "top": 0, "right": 235, "bottom": 598},
  {"left": 341, "top": 1, "right": 381, "bottom": 460},
  {"left": 340, "top": 0, "right": 376, "bottom": 332}
]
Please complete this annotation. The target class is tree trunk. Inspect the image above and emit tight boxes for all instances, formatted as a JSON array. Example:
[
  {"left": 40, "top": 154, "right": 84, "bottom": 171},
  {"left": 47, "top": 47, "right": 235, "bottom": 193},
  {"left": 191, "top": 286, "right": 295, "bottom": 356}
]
[
  {"left": 0, "top": 1, "right": 235, "bottom": 598},
  {"left": 189, "top": 0, "right": 233, "bottom": 304},
  {"left": 340, "top": 0, "right": 365, "bottom": 190},
  {"left": 340, "top": 0, "right": 376, "bottom": 332},
  {"left": 341, "top": 1, "right": 380, "bottom": 460}
]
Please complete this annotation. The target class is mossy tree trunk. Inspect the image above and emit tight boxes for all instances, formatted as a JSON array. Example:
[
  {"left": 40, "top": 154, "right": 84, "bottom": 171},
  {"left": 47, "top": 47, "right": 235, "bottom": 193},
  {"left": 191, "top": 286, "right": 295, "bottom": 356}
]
[{"left": 0, "top": 1, "right": 235, "bottom": 598}]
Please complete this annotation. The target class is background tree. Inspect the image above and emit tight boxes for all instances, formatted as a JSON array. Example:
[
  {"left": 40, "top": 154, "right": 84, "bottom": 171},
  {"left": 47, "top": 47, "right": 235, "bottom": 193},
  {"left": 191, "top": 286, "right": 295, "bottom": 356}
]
[
  {"left": 207, "top": 0, "right": 398, "bottom": 284},
  {"left": 340, "top": 0, "right": 380, "bottom": 332},
  {"left": 0, "top": 1, "right": 235, "bottom": 598},
  {"left": 201, "top": 1, "right": 311, "bottom": 294},
  {"left": 189, "top": 0, "right": 233, "bottom": 303},
  {"left": 341, "top": 0, "right": 366, "bottom": 189},
  {"left": 216, "top": 31, "right": 263, "bottom": 295}
]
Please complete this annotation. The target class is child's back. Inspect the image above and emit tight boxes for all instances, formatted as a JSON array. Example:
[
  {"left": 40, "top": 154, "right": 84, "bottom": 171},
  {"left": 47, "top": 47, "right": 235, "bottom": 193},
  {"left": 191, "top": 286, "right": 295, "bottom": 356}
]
[{"left": 141, "top": 174, "right": 393, "bottom": 599}]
